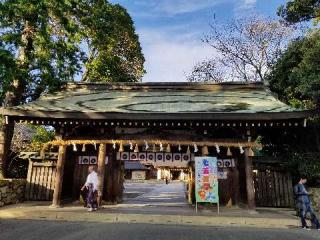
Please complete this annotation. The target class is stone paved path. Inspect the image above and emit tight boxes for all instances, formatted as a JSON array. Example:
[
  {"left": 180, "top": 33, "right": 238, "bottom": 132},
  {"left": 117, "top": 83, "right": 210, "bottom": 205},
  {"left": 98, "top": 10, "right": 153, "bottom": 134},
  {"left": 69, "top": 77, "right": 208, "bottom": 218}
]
[{"left": 123, "top": 181, "right": 187, "bottom": 206}]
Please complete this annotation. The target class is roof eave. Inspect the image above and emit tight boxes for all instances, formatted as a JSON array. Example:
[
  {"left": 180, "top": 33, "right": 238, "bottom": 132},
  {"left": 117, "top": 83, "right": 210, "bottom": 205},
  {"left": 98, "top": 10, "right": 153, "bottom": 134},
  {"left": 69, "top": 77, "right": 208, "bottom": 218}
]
[{"left": 2, "top": 109, "right": 316, "bottom": 121}]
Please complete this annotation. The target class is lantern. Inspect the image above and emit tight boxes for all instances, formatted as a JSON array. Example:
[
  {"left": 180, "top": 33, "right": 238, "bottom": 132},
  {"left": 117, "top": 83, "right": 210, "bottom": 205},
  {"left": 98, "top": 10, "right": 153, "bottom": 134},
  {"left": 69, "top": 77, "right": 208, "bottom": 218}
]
[
  {"left": 119, "top": 142, "right": 124, "bottom": 152},
  {"left": 134, "top": 144, "right": 139, "bottom": 153},
  {"left": 227, "top": 147, "right": 232, "bottom": 156},
  {"left": 202, "top": 146, "right": 209, "bottom": 156}
]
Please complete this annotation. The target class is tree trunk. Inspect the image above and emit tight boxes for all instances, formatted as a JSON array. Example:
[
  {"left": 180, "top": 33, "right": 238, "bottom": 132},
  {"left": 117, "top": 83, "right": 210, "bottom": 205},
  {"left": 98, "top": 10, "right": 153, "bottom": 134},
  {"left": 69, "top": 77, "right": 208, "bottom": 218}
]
[
  {"left": 0, "top": 20, "right": 34, "bottom": 178},
  {"left": 5, "top": 20, "right": 34, "bottom": 105},
  {"left": 81, "top": 46, "right": 96, "bottom": 82},
  {"left": 0, "top": 119, "right": 14, "bottom": 179}
]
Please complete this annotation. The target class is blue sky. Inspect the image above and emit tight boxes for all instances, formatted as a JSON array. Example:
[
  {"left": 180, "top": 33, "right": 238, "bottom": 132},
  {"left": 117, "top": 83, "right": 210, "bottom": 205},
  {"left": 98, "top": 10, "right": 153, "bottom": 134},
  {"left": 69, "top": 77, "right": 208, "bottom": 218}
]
[{"left": 110, "top": 0, "right": 287, "bottom": 82}]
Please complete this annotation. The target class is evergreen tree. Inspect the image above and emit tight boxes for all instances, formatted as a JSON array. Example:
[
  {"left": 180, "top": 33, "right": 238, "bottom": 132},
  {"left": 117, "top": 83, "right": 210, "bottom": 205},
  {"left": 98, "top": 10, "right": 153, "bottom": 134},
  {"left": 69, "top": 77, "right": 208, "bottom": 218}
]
[
  {"left": 267, "top": 30, "right": 320, "bottom": 109},
  {"left": 278, "top": 0, "right": 320, "bottom": 24},
  {"left": 0, "top": 0, "right": 145, "bottom": 106}
]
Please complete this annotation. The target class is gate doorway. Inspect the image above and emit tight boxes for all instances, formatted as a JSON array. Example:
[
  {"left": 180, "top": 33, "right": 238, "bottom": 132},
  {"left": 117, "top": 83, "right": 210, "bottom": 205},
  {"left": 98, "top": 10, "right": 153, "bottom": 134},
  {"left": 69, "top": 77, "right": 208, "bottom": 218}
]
[
  {"left": 123, "top": 180, "right": 188, "bottom": 208},
  {"left": 171, "top": 170, "right": 181, "bottom": 180}
]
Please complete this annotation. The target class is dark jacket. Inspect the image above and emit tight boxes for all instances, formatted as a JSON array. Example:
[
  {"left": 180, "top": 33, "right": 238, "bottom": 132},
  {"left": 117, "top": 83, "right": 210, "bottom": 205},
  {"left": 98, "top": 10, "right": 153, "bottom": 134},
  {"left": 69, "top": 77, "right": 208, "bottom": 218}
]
[{"left": 294, "top": 183, "right": 310, "bottom": 210}]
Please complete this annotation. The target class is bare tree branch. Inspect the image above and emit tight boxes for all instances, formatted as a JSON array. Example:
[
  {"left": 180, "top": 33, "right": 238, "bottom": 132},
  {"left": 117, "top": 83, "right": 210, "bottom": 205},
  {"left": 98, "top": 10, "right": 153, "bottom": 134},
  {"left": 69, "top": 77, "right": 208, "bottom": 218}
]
[
  {"left": 186, "top": 60, "right": 224, "bottom": 83},
  {"left": 188, "top": 16, "right": 296, "bottom": 83}
]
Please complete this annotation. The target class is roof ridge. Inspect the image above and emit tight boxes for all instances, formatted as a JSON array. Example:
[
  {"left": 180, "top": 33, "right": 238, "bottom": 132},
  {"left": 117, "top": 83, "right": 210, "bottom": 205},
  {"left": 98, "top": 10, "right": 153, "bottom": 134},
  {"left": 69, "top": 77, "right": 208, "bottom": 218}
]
[
  {"left": 66, "top": 81, "right": 264, "bottom": 86},
  {"left": 64, "top": 81, "right": 266, "bottom": 91}
]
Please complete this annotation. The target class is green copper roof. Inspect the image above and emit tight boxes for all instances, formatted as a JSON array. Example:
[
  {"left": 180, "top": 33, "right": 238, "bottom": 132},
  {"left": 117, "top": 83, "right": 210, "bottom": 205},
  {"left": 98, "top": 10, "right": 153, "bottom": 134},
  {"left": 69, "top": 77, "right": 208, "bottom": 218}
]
[
  {"left": 2, "top": 82, "right": 312, "bottom": 121},
  {"left": 7, "top": 82, "right": 296, "bottom": 113}
]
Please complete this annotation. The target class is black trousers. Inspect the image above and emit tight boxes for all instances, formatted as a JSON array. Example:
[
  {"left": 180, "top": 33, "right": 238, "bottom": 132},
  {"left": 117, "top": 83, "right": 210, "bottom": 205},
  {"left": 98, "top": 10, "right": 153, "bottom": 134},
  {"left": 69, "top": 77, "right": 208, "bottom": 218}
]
[{"left": 80, "top": 188, "right": 88, "bottom": 207}]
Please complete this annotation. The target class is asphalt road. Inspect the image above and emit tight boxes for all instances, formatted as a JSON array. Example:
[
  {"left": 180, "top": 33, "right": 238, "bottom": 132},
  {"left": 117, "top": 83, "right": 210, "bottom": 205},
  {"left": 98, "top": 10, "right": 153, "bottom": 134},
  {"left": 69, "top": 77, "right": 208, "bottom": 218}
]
[{"left": 0, "top": 219, "right": 319, "bottom": 240}]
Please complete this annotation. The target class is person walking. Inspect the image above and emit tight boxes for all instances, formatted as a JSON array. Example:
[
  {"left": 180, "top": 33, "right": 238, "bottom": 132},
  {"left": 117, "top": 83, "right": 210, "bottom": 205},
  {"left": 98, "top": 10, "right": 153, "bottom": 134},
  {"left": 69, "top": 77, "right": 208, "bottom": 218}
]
[
  {"left": 294, "top": 176, "right": 320, "bottom": 230},
  {"left": 81, "top": 165, "right": 99, "bottom": 212}
]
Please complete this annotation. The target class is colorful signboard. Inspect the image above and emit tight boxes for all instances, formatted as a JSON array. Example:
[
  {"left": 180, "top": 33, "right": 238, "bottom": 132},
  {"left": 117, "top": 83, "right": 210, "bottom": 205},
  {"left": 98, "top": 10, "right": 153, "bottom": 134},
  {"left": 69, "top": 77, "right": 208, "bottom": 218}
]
[{"left": 195, "top": 157, "right": 219, "bottom": 203}]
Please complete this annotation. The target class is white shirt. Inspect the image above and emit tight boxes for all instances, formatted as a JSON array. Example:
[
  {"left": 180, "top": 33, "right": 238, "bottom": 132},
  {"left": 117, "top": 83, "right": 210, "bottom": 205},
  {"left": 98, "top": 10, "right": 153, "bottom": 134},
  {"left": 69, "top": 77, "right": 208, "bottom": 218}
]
[{"left": 85, "top": 171, "right": 99, "bottom": 191}]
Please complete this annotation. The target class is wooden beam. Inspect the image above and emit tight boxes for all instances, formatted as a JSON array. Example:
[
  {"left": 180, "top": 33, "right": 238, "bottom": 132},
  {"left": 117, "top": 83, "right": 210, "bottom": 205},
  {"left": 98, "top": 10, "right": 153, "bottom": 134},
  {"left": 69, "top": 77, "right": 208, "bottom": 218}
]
[
  {"left": 51, "top": 145, "right": 67, "bottom": 207},
  {"left": 244, "top": 148, "right": 256, "bottom": 210},
  {"left": 97, "top": 143, "right": 106, "bottom": 206}
]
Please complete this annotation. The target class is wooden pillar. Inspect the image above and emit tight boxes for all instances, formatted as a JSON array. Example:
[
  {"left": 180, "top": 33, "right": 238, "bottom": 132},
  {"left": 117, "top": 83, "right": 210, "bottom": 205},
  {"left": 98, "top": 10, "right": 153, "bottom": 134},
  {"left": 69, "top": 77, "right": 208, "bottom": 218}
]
[
  {"left": 244, "top": 148, "right": 256, "bottom": 210},
  {"left": 105, "top": 147, "right": 113, "bottom": 203},
  {"left": 0, "top": 130, "right": 6, "bottom": 179},
  {"left": 188, "top": 166, "right": 193, "bottom": 204},
  {"left": 117, "top": 161, "right": 125, "bottom": 203},
  {"left": 105, "top": 146, "right": 121, "bottom": 203},
  {"left": 104, "top": 149, "right": 124, "bottom": 203},
  {"left": 51, "top": 145, "right": 67, "bottom": 207},
  {"left": 113, "top": 156, "right": 121, "bottom": 203},
  {"left": 231, "top": 159, "right": 240, "bottom": 206},
  {"left": 97, "top": 143, "right": 106, "bottom": 206}
]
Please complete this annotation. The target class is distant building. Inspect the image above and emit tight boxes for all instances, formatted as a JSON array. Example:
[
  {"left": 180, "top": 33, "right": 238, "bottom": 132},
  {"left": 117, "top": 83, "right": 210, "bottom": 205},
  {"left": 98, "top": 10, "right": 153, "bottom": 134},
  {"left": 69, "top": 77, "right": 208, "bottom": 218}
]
[{"left": 124, "top": 161, "right": 155, "bottom": 180}]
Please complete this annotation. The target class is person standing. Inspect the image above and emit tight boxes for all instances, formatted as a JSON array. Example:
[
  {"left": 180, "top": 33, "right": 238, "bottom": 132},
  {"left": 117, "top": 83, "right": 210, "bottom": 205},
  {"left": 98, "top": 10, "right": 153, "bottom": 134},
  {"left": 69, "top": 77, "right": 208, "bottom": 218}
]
[
  {"left": 165, "top": 177, "right": 169, "bottom": 184},
  {"left": 81, "top": 165, "right": 99, "bottom": 212},
  {"left": 294, "top": 176, "right": 320, "bottom": 230}
]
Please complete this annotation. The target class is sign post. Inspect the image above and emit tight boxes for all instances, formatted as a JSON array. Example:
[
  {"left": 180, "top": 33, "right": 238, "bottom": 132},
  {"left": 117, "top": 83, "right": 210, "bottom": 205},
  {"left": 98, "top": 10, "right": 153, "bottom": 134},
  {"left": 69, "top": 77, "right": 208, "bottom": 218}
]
[{"left": 195, "top": 157, "right": 219, "bottom": 214}]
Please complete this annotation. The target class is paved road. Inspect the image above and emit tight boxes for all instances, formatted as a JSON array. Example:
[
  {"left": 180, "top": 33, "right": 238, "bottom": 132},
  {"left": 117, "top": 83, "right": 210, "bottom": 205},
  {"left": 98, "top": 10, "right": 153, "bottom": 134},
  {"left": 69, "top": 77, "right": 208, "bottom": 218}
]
[{"left": 0, "top": 219, "right": 318, "bottom": 240}]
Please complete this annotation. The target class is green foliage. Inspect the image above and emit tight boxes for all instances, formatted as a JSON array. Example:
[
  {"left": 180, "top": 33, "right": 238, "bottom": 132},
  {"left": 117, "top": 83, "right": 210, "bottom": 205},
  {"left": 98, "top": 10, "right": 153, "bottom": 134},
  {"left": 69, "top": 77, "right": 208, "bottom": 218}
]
[
  {"left": 77, "top": 3, "right": 145, "bottom": 82},
  {"left": 11, "top": 124, "right": 55, "bottom": 152},
  {"left": 0, "top": 0, "right": 145, "bottom": 106},
  {"left": 267, "top": 29, "right": 320, "bottom": 109},
  {"left": 6, "top": 157, "right": 28, "bottom": 179},
  {"left": 259, "top": 126, "right": 320, "bottom": 185},
  {"left": 8, "top": 124, "right": 54, "bottom": 178},
  {"left": 293, "top": 153, "right": 320, "bottom": 180},
  {"left": 0, "top": 47, "right": 17, "bottom": 104},
  {"left": 278, "top": 0, "right": 320, "bottom": 24},
  {"left": 266, "top": 1, "right": 320, "bottom": 183},
  {"left": 0, "top": 0, "right": 84, "bottom": 103},
  {"left": 31, "top": 126, "right": 55, "bottom": 147}
]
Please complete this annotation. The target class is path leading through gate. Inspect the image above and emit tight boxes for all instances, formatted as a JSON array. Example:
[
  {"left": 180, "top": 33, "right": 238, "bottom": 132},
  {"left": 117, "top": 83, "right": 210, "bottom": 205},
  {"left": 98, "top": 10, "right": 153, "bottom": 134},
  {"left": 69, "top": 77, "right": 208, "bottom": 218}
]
[{"left": 123, "top": 181, "right": 188, "bottom": 207}]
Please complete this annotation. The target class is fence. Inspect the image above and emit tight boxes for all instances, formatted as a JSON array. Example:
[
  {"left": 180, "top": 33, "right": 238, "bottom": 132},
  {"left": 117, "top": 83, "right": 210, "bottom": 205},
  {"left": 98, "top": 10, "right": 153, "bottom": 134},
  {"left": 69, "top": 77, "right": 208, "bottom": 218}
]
[
  {"left": 253, "top": 169, "right": 294, "bottom": 208},
  {"left": 24, "top": 160, "right": 57, "bottom": 201}
]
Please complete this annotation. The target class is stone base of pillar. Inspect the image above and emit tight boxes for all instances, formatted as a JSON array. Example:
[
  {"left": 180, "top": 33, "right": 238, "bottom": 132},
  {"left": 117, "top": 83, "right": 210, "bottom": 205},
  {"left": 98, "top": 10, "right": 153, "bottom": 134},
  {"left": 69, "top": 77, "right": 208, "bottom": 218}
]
[
  {"left": 49, "top": 204, "right": 62, "bottom": 209},
  {"left": 247, "top": 209, "right": 259, "bottom": 215}
]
